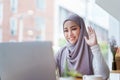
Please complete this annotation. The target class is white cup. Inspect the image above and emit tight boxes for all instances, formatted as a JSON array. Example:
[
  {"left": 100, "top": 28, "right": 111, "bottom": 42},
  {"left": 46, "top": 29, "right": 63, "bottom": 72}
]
[{"left": 83, "top": 75, "right": 103, "bottom": 80}]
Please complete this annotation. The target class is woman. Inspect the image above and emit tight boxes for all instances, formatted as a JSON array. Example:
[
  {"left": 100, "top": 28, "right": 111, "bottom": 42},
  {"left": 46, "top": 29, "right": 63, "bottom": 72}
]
[{"left": 55, "top": 13, "right": 109, "bottom": 80}]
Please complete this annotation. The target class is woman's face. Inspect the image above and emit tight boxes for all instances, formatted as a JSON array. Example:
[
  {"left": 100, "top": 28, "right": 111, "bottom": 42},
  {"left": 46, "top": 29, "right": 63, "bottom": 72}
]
[{"left": 63, "top": 21, "right": 80, "bottom": 45}]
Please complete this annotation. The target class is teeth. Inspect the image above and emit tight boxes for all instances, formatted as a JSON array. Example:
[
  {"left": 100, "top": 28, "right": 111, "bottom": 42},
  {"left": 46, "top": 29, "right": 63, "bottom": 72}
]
[
  {"left": 70, "top": 38, "right": 74, "bottom": 39},
  {"left": 69, "top": 38, "right": 74, "bottom": 41}
]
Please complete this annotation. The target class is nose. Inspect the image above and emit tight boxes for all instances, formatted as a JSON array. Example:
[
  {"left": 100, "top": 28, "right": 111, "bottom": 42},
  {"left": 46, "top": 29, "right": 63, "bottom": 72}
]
[{"left": 68, "top": 30, "right": 72, "bottom": 37}]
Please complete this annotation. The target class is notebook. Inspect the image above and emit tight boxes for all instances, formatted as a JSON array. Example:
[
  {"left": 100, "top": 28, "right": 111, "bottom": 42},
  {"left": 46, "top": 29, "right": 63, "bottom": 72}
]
[{"left": 0, "top": 41, "right": 56, "bottom": 80}]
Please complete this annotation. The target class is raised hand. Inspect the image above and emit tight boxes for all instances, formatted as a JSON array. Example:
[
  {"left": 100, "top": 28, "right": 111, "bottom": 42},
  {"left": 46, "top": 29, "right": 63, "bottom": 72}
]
[{"left": 84, "top": 26, "right": 98, "bottom": 47}]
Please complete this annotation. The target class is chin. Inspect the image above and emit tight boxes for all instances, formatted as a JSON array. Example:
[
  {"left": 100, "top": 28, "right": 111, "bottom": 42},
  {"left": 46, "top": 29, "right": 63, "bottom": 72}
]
[{"left": 69, "top": 42, "right": 75, "bottom": 45}]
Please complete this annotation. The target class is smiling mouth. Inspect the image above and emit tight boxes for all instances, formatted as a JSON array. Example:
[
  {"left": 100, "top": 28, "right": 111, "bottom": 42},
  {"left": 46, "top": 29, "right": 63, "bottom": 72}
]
[{"left": 69, "top": 38, "right": 75, "bottom": 41}]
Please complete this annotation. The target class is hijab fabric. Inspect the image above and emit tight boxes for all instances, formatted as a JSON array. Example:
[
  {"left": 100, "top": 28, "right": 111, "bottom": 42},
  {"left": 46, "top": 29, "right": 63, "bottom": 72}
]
[{"left": 56, "top": 13, "right": 93, "bottom": 76}]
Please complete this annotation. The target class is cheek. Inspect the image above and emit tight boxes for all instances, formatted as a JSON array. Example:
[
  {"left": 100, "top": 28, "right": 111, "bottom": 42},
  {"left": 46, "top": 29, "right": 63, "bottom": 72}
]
[
  {"left": 76, "top": 30, "right": 80, "bottom": 39},
  {"left": 64, "top": 33, "right": 68, "bottom": 38},
  {"left": 77, "top": 31, "right": 80, "bottom": 36}
]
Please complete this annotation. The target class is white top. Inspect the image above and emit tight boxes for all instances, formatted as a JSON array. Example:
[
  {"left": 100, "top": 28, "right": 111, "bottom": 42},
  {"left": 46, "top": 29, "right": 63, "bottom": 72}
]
[{"left": 91, "top": 44, "right": 110, "bottom": 80}]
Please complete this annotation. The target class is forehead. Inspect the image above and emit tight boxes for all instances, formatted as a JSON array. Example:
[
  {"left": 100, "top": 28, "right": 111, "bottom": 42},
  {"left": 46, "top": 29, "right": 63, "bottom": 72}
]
[{"left": 64, "top": 20, "right": 78, "bottom": 28}]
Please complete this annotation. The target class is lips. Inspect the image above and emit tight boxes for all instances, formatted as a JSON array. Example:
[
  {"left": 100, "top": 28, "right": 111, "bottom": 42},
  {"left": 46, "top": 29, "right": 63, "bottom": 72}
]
[{"left": 68, "top": 37, "right": 75, "bottom": 41}]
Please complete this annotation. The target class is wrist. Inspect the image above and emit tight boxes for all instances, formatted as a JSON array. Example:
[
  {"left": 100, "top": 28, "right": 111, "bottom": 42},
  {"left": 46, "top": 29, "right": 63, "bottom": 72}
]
[
  {"left": 91, "top": 44, "right": 99, "bottom": 49},
  {"left": 89, "top": 42, "right": 98, "bottom": 47},
  {"left": 91, "top": 43, "right": 98, "bottom": 47},
  {"left": 90, "top": 44, "right": 100, "bottom": 54}
]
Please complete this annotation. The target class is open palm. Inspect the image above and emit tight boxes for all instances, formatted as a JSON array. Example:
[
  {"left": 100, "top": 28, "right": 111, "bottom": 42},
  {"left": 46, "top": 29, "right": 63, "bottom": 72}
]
[{"left": 84, "top": 27, "right": 98, "bottom": 47}]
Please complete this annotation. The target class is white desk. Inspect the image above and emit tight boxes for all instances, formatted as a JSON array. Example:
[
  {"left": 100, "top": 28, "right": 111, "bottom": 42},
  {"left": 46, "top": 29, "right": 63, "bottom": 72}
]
[{"left": 110, "top": 70, "right": 120, "bottom": 80}]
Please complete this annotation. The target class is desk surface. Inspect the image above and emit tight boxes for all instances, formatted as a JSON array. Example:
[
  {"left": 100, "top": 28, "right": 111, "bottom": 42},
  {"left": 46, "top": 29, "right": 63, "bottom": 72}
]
[
  {"left": 59, "top": 77, "right": 82, "bottom": 80},
  {"left": 111, "top": 70, "right": 120, "bottom": 73}
]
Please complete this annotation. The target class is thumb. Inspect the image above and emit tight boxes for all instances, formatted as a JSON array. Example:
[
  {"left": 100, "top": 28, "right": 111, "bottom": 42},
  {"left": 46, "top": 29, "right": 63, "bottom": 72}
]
[{"left": 84, "top": 36, "right": 88, "bottom": 43}]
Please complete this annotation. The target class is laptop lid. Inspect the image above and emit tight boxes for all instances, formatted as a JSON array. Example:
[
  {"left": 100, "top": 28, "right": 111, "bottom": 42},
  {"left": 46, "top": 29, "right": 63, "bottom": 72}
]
[{"left": 0, "top": 41, "right": 56, "bottom": 80}]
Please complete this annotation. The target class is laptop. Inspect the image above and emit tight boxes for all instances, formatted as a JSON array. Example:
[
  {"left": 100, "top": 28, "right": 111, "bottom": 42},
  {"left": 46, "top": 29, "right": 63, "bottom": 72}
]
[{"left": 0, "top": 41, "right": 56, "bottom": 80}]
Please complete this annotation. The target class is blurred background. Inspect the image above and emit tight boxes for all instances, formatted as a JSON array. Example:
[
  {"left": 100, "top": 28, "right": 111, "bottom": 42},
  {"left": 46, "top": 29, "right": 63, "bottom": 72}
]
[{"left": 0, "top": 0, "right": 119, "bottom": 70}]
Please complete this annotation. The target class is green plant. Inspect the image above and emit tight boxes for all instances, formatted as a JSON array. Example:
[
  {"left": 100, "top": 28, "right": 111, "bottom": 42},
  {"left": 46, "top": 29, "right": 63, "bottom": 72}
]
[
  {"left": 99, "top": 41, "right": 108, "bottom": 60},
  {"left": 99, "top": 42, "right": 108, "bottom": 54},
  {"left": 58, "top": 38, "right": 66, "bottom": 47},
  {"left": 62, "top": 60, "right": 82, "bottom": 78}
]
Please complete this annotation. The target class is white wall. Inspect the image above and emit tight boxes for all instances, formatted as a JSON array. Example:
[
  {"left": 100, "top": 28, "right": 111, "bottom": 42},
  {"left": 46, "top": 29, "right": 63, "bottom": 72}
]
[{"left": 96, "top": 0, "right": 120, "bottom": 22}]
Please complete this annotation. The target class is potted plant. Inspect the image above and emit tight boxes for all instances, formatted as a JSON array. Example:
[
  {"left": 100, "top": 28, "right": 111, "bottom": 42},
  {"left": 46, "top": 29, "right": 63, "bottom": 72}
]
[
  {"left": 59, "top": 61, "right": 82, "bottom": 80},
  {"left": 109, "top": 37, "right": 118, "bottom": 70}
]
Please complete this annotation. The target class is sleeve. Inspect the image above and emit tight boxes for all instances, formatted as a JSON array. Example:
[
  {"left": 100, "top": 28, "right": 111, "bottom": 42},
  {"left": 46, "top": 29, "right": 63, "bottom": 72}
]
[
  {"left": 54, "top": 46, "right": 66, "bottom": 77},
  {"left": 54, "top": 51, "right": 61, "bottom": 77},
  {"left": 91, "top": 44, "right": 110, "bottom": 80}
]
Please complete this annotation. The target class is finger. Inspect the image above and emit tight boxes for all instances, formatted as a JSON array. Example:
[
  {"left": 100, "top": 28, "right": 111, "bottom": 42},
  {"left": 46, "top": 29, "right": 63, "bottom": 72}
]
[
  {"left": 88, "top": 27, "right": 93, "bottom": 37},
  {"left": 92, "top": 29, "right": 96, "bottom": 36},
  {"left": 89, "top": 26, "right": 94, "bottom": 33},
  {"left": 88, "top": 26, "right": 94, "bottom": 35},
  {"left": 87, "top": 26, "right": 91, "bottom": 32},
  {"left": 87, "top": 27, "right": 91, "bottom": 35}
]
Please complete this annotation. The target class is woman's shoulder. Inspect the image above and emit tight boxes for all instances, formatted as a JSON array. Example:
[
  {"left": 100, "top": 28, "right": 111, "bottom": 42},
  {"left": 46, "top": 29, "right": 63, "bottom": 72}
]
[
  {"left": 55, "top": 45, "right": 67, "bottom": 61},
  {"left": 56, "top": 45, "right": 67, "bottom": 56},
  {"left": 57, "top": 45, "right": 67, "bottom": 54}
]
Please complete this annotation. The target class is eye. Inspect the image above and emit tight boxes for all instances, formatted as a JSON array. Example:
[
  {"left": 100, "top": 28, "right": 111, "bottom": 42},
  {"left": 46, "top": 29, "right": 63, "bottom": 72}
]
[
  {"left": 64, "top": 29, "right": 68, "bottom": 32},
  {"left": 72, "top": 28, "right": 77, "bottom": 30}
]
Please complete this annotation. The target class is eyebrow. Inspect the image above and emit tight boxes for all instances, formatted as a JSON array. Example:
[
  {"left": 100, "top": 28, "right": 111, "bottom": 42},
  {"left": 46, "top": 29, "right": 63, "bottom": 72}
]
[{"left": 64, "top": 25, "right": 78, "bottom": 29}]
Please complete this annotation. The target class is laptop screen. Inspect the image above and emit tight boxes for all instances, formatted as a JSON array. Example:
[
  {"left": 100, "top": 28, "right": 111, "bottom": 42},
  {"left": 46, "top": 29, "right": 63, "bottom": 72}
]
[{"left": 0, "top": 41, "right": 56, "bottom": 80}]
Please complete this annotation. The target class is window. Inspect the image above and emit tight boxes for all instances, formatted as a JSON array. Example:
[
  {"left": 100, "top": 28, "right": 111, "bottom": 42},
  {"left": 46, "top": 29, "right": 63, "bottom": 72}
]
[
  {"left": 36, "top": 0, "right": 46, "bottom": 10},
  {"left": 10, "top": 0, "right": 18, "bottom": 13},
  {"left": 9, "top": 39, "right": 16, "bottom": 42},
  {"left": 59, "top": 7, "right": 68, "bottom": 34},
  {"left": 0, "top": 28, "right": 2, "bottom": 42},
  {"left": 36, "top": 35, "right": 42, "bottom": 41},
  {"left": 35, "top": 16, "right": 45, "bottom": 30},
  {"left": 35, "top": 16, "right": 46, "bottom": 40},
  {"left": 0, "top": 3, "right": 3, "bottom": 25},
  {"left": 10, "top": 17, "right": 17, "bottom": 36}
]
